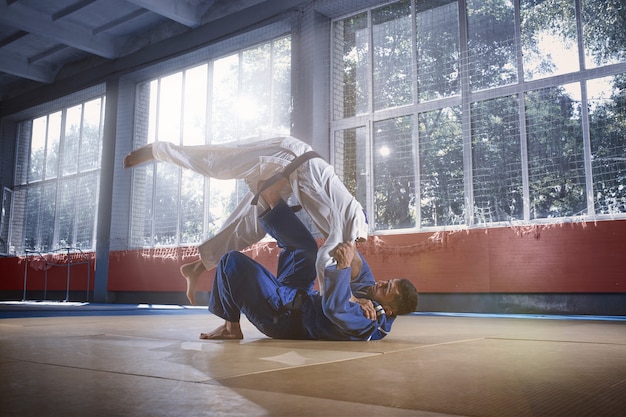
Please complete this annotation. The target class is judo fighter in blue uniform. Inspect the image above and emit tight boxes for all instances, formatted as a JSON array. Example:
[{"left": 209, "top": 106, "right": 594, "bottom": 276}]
[{"left": 201, "top": 181, "right": 418, "bottom": 341}]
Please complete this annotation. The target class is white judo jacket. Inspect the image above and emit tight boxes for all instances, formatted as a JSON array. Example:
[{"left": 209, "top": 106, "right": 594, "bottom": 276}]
[{"left": 150, "top": 136, "right": 369, "bottom": 292}]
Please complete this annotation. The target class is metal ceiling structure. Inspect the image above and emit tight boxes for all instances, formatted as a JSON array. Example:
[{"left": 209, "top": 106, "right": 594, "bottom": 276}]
[{"left": 0, "top": 0, "right": 304, "bottom": 114}]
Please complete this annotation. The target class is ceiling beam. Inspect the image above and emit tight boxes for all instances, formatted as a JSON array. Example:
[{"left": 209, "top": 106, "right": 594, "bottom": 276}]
[
  {"left": 125, "top": 0, "right": 214, "bottom": 28},
  {"left": 0, "top": 1, "right": 120, "bottom": 58},
  {"left": 1, "top": 0, "right": 306, "bottom": 116},
  {"left": 0, "top": 51, "right": 58, "bottom": 83},
  {"left": 51, "top": 0, "right": 99, "bottom": 21},
  {"left": 93, "top": 9, "right": 150, "bottom": 35},
  {"left": 28, "top": 45, "right": 68, "bottom": 64},
  {"left": 0, "top": 30, "right": 28, "bottom": 48}
]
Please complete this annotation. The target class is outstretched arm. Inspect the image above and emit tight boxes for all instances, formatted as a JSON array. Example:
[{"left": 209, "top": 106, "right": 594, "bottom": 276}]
[
  {"left": 123, "top": 144, "right": 155, "bottom": 168},
  {"left": 332, "top": 243, "right": 374, "bottom": 319}
]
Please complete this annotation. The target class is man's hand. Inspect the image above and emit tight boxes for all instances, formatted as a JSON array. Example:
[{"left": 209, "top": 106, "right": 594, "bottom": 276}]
[
  {"left": 350, "top": 295, "right": 376, "bottom": 320},
  {"left": 331, "top": 241, "right": 355, "bottom": 269}
]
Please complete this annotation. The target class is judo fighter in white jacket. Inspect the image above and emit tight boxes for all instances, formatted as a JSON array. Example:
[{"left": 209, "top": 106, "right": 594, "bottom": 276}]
[{"left": 124, "top": 135, "right": 368, "bottom": 303}]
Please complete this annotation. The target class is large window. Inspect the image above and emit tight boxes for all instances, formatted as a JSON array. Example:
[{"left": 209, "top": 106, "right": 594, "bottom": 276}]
[
  {"left": 10, "top": 97, "right": 105, "bottom": 253},
  {"left": 130, "top": 36, "right": 291, "bottom": 248},
  {"left": 332, "top": 0, "right": 626, "bottom": 232}
]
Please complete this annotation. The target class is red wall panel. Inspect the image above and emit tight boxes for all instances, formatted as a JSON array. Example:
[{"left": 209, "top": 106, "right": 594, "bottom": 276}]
[{"left": 2, "top": 219, "right": 625, "bottom": 296}]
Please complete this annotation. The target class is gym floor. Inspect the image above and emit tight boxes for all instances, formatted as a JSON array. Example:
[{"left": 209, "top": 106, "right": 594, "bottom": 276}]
[{"left": 1, "top": 302, "right": 625, "bottom": 417}]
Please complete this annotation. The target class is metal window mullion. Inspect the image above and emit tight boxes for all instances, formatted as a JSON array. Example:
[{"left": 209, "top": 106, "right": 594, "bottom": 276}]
[
  {"left": 574, "top": 0, "right": 586, "bottom": 72},
  {"left": 152, "top": 78, "right": 162, "bottom": 245},
  {"left": 366, "top": 119, "right": 375, "bottom": 228},
  {"left": 514, "top": 0, "right": 531, "bottom": 221},
  {"left": 367, "top": 10, "right": 375, "bottom": 117},
  {"left": 204, "top": 61, "right": 214, "bottom": 237},
  {"left": 458, "top": 0, "right": 473, "bottom": 226},
  {"left": 580, "top": 80, "right": 595, "bottom": 215},
  {"left": 74, "top": 103, "right": 86, "bottom": 247},
  {"left": 518, "top": 91, "right": 531, "bottom": 221},
  {"left": 52, "top": 109, "right": 68, "bottom": 250},
  {"left": 410, "top": 0, "right": 418, "bottom": 107},
  {"left": 413, "top": 110, "right": 421, "bottom": 229},
  {"left": 411, "top": 0, "right": 421, "bottom": 228},
  {"left": 236, "top": 51, "right": 244, "bottom": 140},
  {"left": 176, "top": 71, "right": 186, "bottom": 246},
  {"left": 330, "top": 19, "right": 342, "bottom": 123},
  {"left": 269, "top": 39, "right": 275, "bottom": 130},
  {"left": 366, "top": 10, "right": 376, "bottom": 230},
  {"left": 90, "top": 96, "right": 105, "bottom": 251},
  {"left": 36, "top": 116, "right": 52, "bottom": 249},
  {"left": 41, "top": 115, "right": 49, "bottom": 184},
  {"left": 574, "top": 0, "right": 595, "bottom": 215},
  {"left": 514, "top": 0, "right": 525, "bottom": 83}
]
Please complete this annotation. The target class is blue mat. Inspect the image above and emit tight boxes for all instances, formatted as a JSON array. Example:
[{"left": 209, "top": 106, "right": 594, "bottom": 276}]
[
  {"left": 0, "top": 301, "right": 207, "bottom": 319},
  {"left": 2, "top": 301, "right": 624, "bottom": 321},
  {"left": 411, "top": 311, "right": 626, "bottom": 322}
]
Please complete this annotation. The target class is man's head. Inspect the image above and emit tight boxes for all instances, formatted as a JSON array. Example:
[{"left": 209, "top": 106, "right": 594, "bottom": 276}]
[{"left": 367, "top": 278, "right": 418, "bottom": 317}]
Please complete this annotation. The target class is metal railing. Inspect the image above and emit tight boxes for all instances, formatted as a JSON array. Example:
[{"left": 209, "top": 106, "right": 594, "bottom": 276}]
[{"left": 22, "top": 247, "right": 92, "bottom": 302}]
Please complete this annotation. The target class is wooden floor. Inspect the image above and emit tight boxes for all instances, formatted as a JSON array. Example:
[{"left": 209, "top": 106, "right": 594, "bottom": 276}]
[{"left": 1, "top": 303, "right": 625, "bottom": 417}]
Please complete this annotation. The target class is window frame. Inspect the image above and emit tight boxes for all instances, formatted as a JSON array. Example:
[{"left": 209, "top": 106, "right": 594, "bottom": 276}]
[
  {"left": 128, "top": 34, "right": 292, "bottom": 249},
  {"left": 330, "top": 0, "right": 626, "bottom": 235},
  {"left": 9, "top": 93, "right": 106, "bottom": 254}
]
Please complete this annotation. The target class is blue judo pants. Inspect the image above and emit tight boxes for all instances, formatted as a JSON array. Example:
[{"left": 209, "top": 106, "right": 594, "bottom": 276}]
[{"left": 208, "top": 200, "right": 318, "bottom": 339}]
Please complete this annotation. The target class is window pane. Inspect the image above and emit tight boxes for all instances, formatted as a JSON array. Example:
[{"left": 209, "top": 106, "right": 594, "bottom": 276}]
[
  {"left": 80, "top": 98, "right": 103, "bottom": 171},
  {"left": 153, "top": 163, "right": 179, "bottom": 245},
  {"left": 62, "top": 105, "right": 82, "bottom": 176},
  {"left": 588, "top": 74, "right": 626, "bottom": 214},
  {"left": 0, "top": 188, "right": 12, "bottom": 254},
  {"left": 419, "top": 107, "right": 464, "bottom": 227},
  {"left": 373, "top": 116, "right": 416, "bottom": 230},
  {"left": 131, "top": 163, "right": 154, "bottom": 247},
  {"left": 471, "top": 96, "right": 524, "bottom": 223},
  {"left": 334, "top": 127, "right": 367, "bottom": 207},
  {"left": 29, "top": 116, "right": 47, "bottom": 182},
  {"left": 12, "top": 97, "right": 104, "bottom": 254},
  {"left": 416, "top": 0, "right": 460, "bottom": 101},
  {"left": 525, "top": 84, "right": 587, "bottom": 218},
  {"left": 521, "top": 0, "right": 579, "bottom": 80},
  {"left": 180, "top": 170, "right": 205, "bottom": 244},
  {"left": 158, "top": 73, "right": 183, "bottom": 144},
  {"left": 24, "top": 185, "right": 41, "bottom": 250},
  {"left": 208, "top": 178, "right": 238, "bottom": 236},
  {"left": 57, "top": 179, "right": 76, "bottom": 247},
  {"left": 40, "top": 183, "right": 56, "bottom": 251},
  {"left": 582, "top": 0, "right": 626, "bottom": 69},
  {"left": 183, "top": 64, "right": 208, "bottom": 146},
  {"left": 272, "top": 36, "right": 292, "bottom": 133},
  {"left": 16, "top": 122, "right": 32, "bottom": 185},
  {"left": 466, "top": 0, "right": 517, "bottom": 91},
  {"left": 372, "top": 0, "right": 413, "bottom": 110},
  {"left": 212, "top": 54, "right": 240, "bottom": 143},
  {"left": 333, "top": 12, "right": 369, "bottom": 119},
  {"left": 241, "top": 43, "right": 272, "bottom": 135},
  {"left": 45, "top": 112, "right": 62, "bottom": 179},
  {"left": 131, "top": 37, "right": 290, "bottom": 248},
  {"left": 76, "top": 173, "right": 98, "bottom": 249}
]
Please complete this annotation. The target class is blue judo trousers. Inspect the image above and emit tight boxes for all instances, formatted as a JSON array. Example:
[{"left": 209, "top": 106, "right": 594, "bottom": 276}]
[{"left": 209, "top": 200, "right": 394, "bottom": 341}]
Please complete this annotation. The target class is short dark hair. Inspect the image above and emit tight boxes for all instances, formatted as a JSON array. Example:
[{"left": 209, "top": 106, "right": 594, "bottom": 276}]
[{"left": 392, "top": 278, "right": 418, "bottom": 316}]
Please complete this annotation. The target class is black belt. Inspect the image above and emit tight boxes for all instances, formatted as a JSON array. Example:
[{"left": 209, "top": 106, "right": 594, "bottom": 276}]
[
  {"left": 251, "top": 151, "right": 321, "bottom": 205},
  {"left": 274, "top": 290, "right": 307, "bottom": 324}
]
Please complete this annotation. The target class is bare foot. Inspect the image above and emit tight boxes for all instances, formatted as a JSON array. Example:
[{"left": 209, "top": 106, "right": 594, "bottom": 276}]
[
  {"left": 199, "top": 322, "right": 243, "bottom": 340},
  {"left": 180, "top": 260, "right": 206, "bottom": 305},
  {"left": 123, "top": 144, "right": 155, "bottom": 168}
]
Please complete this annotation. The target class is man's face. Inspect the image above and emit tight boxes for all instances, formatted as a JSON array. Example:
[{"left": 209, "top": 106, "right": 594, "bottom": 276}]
[{"left": 368, "top": 279, "right": 401, "bottom": 308}]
